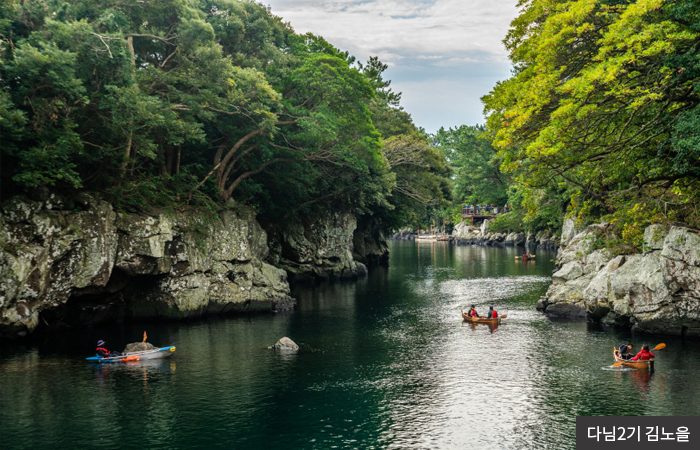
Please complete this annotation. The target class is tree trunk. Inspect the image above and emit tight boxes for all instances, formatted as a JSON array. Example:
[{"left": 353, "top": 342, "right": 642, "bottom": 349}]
[
  {"left": 126, "top": 36, "right": 135, "bottom": 68},
  {"left": 121, "top": 131, "right": 133, "bottom": 177},
  {"left": 175, "top": 146, "right": 181, "bottom": 175},
  {"left": 165, "top": 146, "right": 174, "bottom": 176}
]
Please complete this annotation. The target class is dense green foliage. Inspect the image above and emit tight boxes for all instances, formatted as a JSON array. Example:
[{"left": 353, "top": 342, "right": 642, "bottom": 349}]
[
  {"left": 432, "top": 125, "right": 507, "bottom": 206},
  {"left": 0, "top": 0, "right": 450, "bottom": 230},
  {"left": 483, "top": 0, "right": 700, "bottom": 247},
  {"left": 357, "top": 57, "right": 452, "bottom": 230}
]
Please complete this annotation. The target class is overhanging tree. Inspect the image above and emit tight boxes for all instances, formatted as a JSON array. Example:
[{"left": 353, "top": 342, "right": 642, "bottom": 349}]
[{"left": 483, "top": 0, "right": 700, "bottom": 238}]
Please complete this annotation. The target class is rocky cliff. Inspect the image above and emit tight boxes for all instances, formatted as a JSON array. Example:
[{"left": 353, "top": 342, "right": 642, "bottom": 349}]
[
  {"left": 352, "top": 215, "right": 389, "bottom": 266},
  {"left": 267, "top": 210, "right": 371, "bottom": 283},
  {"left": 538, "top": 220, "right": 700, "bottom": 338},
  {"left": 0, "top": 195, "right": 293, "bottom": 338}
]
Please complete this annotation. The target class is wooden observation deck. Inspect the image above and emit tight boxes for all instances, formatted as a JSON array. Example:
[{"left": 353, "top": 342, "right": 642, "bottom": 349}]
[{"left": 461, "top": 206, "right": 504, "bottom": 226}]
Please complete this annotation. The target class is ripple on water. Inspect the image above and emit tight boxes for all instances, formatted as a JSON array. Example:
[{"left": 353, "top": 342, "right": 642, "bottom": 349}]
[
  {"left": 3, "top": 243, "right": 700, "bottom": 450},
  {"left": 439, "top": 275, "right": 553, "bottom": 305},
  {"left": 601, "top": 366, "right": 638, "bottom": 372}
]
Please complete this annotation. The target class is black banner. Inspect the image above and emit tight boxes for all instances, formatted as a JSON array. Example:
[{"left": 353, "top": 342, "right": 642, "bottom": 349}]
[{"left": 577, "top": 416, "right": 698, "bottom": 449}]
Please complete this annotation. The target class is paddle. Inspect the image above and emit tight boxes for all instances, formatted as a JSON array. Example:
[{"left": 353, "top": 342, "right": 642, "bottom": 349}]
[{"left": 612, "top": 343, "right": 665, "bottom": 366}]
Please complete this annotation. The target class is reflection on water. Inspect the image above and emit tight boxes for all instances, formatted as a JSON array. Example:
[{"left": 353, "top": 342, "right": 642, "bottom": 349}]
[{"left": 1, "top": 241, "right": 700, "bottom": 450}]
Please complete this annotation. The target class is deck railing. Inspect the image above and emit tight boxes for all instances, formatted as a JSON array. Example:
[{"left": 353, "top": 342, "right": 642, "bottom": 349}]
[{"left": 462, "top": 206, "right": 507, "bottom": 216}]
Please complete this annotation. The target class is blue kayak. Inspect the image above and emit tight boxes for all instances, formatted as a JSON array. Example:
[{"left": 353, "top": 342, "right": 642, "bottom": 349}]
[{"left": 86, "top": 346, "right": 176, "bottom": 363}]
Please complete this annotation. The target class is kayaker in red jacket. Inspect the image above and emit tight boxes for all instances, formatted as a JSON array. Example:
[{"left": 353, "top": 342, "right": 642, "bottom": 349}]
[
  {"left": 96, "top": 340, "right": 121, "bottom": 357},
  {"left": 631, "top": 344, "right": 654, "bottom": 361},
  {"left": 467, "top": 305, "right": 479, "bottom": 317},
  {"left": 487, "top": 306, "right": 498, "bottom": 319}
]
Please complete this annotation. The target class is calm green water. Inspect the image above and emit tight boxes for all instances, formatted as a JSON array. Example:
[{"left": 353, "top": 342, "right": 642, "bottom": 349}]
[{"left": 2, "top": 241, "right": 700, "bottom": 450}]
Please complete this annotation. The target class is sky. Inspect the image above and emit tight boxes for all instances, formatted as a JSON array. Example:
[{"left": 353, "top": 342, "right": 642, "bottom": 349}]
[{"left": 263, "top": 0, "right": 521, "bottom": 134}]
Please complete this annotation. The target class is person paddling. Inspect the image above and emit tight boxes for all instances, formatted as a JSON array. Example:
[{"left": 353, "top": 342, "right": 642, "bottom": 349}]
[
  {"left": 467, "top": 305, "right": 479, "bottom": 317},
  {"left": 487, "top": 306, "right": 498, "bottom": 319},
  {"left": 95, "top": 340, "right": 122, "bottom": 358},
  {"left": 631, "top": 344, "right": 654, "bottom": 361},
  {"left": 618, "top": 343, "right": 634, "bottom": 360}
]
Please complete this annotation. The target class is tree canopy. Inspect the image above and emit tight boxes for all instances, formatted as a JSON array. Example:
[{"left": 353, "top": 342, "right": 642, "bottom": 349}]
[
  {"left": 483, "top": 0, "right": 700, "bottom": 246},
  {"left": 0, "top": 0, "right": 449, "bottom": 231},
  {"left": 432, "top": 125, "right": 508, "bottom": 207},
  {"left": 359, "top": 57, "right": 452, "bottom": 230}
]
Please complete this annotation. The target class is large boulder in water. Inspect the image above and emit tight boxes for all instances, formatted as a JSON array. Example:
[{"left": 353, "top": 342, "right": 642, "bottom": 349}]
[
  {"left": 124, "top": 341, "right": 158, "bottom": 353},
  {"left": 268, "top": 337, "right": 299, "bottom": 351}
]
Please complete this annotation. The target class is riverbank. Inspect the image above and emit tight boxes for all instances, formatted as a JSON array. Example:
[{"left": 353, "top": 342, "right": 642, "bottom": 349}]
[
  {"left": 538, "top": 220, "right": 700, "bottom": 338},
  {"left": 392, "top": 218, "right": 700, "bottom": 338},
  {"left": 0, "top": 194, "right": 387, "bottom": 339},
  {"left": 391, "top": 220, "right": 560, "bottom": 250}
]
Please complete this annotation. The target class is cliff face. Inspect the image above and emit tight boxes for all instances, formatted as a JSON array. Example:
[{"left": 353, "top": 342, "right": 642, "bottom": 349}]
[
  {"left": 352, "top": 215, "right": 389, "bottom": 266},
  {"left": 539, "top": 220, "right": 700, "bottom": 338},
  {"left": 0, "top": 195, "right": 293, "bottom": 338},
  {"left": 268, "top": 210, "right": 372, "bottom": 283}
]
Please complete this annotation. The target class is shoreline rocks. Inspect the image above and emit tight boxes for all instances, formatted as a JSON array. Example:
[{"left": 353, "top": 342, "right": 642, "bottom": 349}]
[
  {"left": 539, "top": 220, "right": 700, "bottom": 338},
  {"left": 390, "top": 221, "right": 560, "bottom": 251},
  {"left": 0, "top": 195, "right": 294, "bottom": 339},
  {"left": 1, "top": 195, "right": 390, "bottom": 339}
]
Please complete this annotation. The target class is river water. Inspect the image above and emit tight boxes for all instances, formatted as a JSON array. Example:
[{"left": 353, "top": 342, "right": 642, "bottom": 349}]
[{"left": 1, "top": 241, "right": 699, "bottom": 450}]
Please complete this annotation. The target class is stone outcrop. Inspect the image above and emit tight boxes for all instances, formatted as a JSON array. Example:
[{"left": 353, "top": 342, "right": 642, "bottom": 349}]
[
  {"left": 389, "top": 228, "right": 416, "bottom": 240},
  {"left": 0, "top": 195, "right": 294, "bottom": 338},
  {"left": 539, "top": 220, "right": 700, "bottom": 337},
  {"left": 451, "top": 221, "right": 506, "bottom": 246},
  {"left": 268, "top": 210, "right": 368, "bottom": 283},
  {"left": 449, "top": 221, "right": 559, "bottom": 249},
  {"left": 123, "top": 341, "right": 158, "bottom": 353},
  {"left": 352, "top": 215, "right": 389, "bottom": 266},
  {"left": 268, "top": 336, "right": 299, "bottom": 351}
]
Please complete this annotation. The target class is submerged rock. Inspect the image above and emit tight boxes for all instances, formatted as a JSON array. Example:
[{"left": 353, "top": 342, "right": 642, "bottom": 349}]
[{"left": 268, "top": 336, "right": 299, "bottom": 351}]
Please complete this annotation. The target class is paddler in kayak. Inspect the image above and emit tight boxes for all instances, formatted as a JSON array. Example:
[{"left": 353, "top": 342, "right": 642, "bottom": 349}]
[
  {"left": 618, "top": 343, "right": 634, "bottom": 360},
  {"left": 486, "top": 306, "right": 498, "bottom": 319},
  {"left": 467, "top": 305, "right": 479, "bottom": 317},
  {"left": 95, "top": 340, "right": 122, "bottom": 358},
  {"left": 631, "top": 344, "right": 654, "bottom": 361}
]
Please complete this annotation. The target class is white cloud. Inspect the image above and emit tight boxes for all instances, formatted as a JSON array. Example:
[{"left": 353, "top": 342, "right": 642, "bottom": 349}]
[
  {"left": 262, "top": 0, "right": 521, "bottom": 132},
  {"left": 265, "top": 0, "right": 519, "bottom": 60}
]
